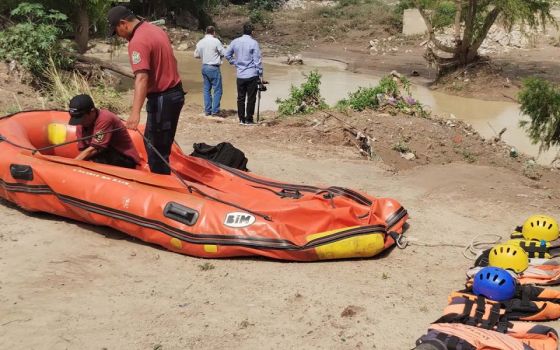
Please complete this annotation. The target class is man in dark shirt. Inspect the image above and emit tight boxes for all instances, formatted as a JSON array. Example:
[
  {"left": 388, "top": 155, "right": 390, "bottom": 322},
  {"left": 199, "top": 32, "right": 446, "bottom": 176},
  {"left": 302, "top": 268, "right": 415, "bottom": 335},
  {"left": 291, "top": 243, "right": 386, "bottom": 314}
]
[
  {"left": 68, "top": 94, "right": 141, "bottom": 169},
  {"left": 107, "top": 5, "right": 184, "bottom": 175}
]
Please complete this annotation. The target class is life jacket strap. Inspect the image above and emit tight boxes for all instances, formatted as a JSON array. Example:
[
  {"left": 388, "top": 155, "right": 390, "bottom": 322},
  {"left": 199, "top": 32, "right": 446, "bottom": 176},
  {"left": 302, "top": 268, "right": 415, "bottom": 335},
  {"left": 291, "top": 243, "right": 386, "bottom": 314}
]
[
  {"left": 480, "top": 303, "right": 501, "bottom": 330},
  {"left": 519, "top": 240, "right": 548, "bottom": 259},
  {"left": 435, "top": 332, "right": 465, "bottom": 350}
]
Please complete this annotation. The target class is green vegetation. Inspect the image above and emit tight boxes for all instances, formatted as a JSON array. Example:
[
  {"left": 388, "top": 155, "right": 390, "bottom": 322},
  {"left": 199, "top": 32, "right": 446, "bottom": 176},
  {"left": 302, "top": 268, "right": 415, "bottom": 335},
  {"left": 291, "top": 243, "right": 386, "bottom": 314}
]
[
  {"left": 337, "top": 76, "right": 403, "bottom": 111},
  {"left": 249, "top": 0, "right": 283, "bottom": 11},
  {"left": 460, "top": 148, "right": 476, "bottom": 163},
  {"left": 392, "top": 140, "right": 411, "bottom": 153},
  {"left": 0, "top": 3, "right": 73, "bottom": 80},
  {"left": 276, "top": 70, "right": 328, "bottom": 116},
  {"left": 246, "top": 0, "right": 282, "bottom": 28},
  {"left": 336, "top": 74, "right": 427, "bottom": 117},
  {"left": 518, "top": 77, "right": 560, "bottom": 152},
  {"left": 249, "top": 9, "right": 273, "bottom": 28},
  {"left": 310, "top": 0, "right": 397, "bottom": 37},
  {"left": 411, "top": 0, "right": 556, "bottom": 74}
]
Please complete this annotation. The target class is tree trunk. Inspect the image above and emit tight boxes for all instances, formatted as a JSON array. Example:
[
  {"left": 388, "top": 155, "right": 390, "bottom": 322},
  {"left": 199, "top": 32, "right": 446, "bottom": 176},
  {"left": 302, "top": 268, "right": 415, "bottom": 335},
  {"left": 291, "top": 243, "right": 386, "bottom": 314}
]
[
  {"left": 74, "top": 4, "right": 89, "bottom": 54},
  {"left": 454, "top": 0, "right": 463, "bottom": 43},
  {"left": 73, "top": 54, "right": 135, "bottom": 79}
]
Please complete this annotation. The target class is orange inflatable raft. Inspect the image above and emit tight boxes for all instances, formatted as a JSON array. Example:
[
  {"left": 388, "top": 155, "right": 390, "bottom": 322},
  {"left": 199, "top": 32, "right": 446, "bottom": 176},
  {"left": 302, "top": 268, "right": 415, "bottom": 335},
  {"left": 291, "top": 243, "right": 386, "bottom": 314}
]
[{"left": 0, "top": 110, "right": 409, "bottom": 261}]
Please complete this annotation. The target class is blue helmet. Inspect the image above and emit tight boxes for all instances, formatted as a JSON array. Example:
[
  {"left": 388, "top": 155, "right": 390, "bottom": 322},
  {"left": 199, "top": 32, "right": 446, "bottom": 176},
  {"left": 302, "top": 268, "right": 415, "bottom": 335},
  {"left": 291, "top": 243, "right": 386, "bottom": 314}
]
[{"left": 472, "top": 267, "right": 517, "bottom": 301}]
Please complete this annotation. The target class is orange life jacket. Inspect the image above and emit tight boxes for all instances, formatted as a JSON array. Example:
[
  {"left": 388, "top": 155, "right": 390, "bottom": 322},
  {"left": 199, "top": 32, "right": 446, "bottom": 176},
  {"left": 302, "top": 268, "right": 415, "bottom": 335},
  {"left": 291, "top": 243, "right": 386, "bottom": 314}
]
[
  {"left": 416, "top": 322, "right": 558, "bottom": 350},
  {"left": 439, "top": 291, "right": 560, "bottom": 326}
]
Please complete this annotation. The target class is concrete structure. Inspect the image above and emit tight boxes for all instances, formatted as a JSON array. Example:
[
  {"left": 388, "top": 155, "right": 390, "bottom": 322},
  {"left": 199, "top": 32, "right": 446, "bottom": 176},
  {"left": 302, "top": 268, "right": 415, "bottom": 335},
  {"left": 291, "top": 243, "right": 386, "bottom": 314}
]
[{"left": 403, "top": 9, "right": 428, "bottom": 36}]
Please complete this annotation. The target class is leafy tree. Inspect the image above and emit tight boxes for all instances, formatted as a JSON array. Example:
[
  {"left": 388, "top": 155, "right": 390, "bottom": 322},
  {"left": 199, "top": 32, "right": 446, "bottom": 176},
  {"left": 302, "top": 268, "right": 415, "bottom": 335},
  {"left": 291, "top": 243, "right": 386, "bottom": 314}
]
[
  {"left": 2, "top": 1, "right": 112, "bottom": 53},
  {"left": 0, "top": 3, "right": 73, "bottom": 80},
  {"left": 411, "top": 0, "right": 557, "bottom": 75},
  {"left": 518, "top": 77, "right": 560, "bottom": 152}
]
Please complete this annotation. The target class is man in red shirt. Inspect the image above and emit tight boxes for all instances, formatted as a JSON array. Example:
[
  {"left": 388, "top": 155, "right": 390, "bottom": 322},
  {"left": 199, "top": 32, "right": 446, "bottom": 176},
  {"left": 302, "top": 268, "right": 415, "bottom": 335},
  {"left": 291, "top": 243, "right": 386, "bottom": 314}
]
[
  {"left": 107, "top": 5, "right": 185, "bottom": 175},
  {"left": 68, "top": 94, "right": 141, "bottom": 169}
]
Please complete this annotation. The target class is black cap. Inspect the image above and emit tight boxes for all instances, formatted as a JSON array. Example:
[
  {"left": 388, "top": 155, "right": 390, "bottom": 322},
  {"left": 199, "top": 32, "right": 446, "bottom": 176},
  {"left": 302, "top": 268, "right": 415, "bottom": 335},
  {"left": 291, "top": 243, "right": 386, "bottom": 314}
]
[
  {"left": 68, "top": 94, "right": 95, "bottom": 126},
  {"left": 107, "top": 5, "right": 134, "bottom": 36}
]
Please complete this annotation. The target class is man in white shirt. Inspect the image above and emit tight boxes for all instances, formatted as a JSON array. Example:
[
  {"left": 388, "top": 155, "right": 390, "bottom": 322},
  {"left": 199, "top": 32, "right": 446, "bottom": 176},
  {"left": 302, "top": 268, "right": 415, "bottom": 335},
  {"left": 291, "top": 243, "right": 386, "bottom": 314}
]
[{"left": 194, "top": 26, "right": 225, "bottom": 116}]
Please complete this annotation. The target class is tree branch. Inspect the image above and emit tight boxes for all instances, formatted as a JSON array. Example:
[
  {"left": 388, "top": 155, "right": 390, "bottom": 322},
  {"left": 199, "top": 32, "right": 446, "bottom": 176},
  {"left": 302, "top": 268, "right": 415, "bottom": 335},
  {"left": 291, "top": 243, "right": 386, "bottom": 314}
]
[
  {"left": 454, "top": 0, "right": 463, "bottom": 43},
  {"left": 469, "top": 7, "right": 501, "bottom": 57},
  {"left": 72, "top": 54, "right": 135, "bottom": 79},
  {"left": 462, "top": 0, "right": 477, "bottom": 53},
  {"left": 415, "top": 4, "right": 457, "bottom": 53}
]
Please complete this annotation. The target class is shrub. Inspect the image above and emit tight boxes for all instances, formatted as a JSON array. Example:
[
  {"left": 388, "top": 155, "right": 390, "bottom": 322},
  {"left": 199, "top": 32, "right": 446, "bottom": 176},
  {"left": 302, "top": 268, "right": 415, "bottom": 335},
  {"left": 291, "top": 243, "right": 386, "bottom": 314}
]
[
  {"left": 337, "top": 74, "right": 429, "bottom": 116},
  {"left": 249, "top": 9, "right": 273, "bottom": 28},
  {"left": 337, "top": 76, "right": 402, "bottom": 111},
  {"left": 276, "top": 70, "right": 328, "bottom": 116},
  {"left": 518, "top": 77, "right": 560, "bottom": 152},
  {"left": 0, "top": 3, "right": 73, "bottom": 81},
  {"left": 249, "top": 0, "right": 284, "bottom": 11},
  {"left": 392, "top": 140, "right": 411, "bottom": 153}
]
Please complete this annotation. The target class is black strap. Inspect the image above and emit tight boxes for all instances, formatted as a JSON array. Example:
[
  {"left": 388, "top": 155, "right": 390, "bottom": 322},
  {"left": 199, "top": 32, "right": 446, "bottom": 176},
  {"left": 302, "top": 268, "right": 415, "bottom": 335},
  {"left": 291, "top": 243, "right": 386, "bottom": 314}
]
[
  {"left": 435, "top": 333, "right": 462, "bottom": 350},
  {"left": 461, "top": 299, "right": 476, "bottom": 326},
  {"left": 473, "top": 297, "right": 486, "bottom": 325},
  {"left": 519, "top": 240, "right": 547, "bottom": 259},
  {"left": 481, "top": 303, "right": 501, "bottom": 329}
]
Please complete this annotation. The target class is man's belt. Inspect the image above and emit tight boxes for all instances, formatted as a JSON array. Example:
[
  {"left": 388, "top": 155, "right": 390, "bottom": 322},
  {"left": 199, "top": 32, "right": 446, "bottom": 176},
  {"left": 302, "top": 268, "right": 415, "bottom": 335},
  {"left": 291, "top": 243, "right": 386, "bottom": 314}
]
[{"left": 147, "top": 82, "right": 184, "bottom": 99}]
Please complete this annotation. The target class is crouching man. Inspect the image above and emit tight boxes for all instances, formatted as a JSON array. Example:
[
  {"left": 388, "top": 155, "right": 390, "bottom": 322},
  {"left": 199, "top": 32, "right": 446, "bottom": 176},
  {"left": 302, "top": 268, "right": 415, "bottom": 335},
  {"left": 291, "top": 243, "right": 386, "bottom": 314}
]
[{"left": 68, "top": 94, "right": 141, "bottom": 169}]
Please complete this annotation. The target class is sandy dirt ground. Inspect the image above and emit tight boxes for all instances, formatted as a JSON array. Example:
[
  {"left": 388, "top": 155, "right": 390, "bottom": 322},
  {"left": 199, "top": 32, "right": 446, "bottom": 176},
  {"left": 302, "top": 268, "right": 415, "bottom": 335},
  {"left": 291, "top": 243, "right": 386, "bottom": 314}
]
[{"left": 1, "top": 111, "right": 560, "bottom": 350}]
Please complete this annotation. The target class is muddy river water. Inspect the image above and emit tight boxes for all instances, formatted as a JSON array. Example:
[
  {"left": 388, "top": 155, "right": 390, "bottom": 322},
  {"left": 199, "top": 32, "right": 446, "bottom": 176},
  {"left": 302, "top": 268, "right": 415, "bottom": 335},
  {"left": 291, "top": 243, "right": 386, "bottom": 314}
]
[{"left": 105, "top": 51, "right": 557, "bottom": 164}]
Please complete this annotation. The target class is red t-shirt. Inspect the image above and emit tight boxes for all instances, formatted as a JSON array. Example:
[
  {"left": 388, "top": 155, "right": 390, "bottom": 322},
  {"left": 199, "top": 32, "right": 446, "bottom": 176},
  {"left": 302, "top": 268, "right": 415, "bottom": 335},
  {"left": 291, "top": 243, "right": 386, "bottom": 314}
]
[
  {"left": 77, "top": 109, "right": 141, "bottom": 164},
  {"left": 128, "top": 21, "right": 182, "bottom": 94}
]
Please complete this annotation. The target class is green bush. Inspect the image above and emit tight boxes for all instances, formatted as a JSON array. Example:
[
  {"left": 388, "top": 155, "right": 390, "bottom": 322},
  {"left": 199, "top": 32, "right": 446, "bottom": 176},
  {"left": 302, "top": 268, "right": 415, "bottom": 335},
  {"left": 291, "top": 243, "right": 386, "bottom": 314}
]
[
  {"left": 276, "top": 70, "right": 328, "bottom": 116},
  {"left": 432, "top": 1, "right": 456, "bottom": 29},
  {"left": 0, "top": 3, "right": 73, "bottom": 81},
  {"left": 336, "top": 74, "right": 429, "bottom": 117},
  {"left": 249, "top": 9, "right": 273, "bottom": 27},
  {"left": 249, "top": 0, "right": 283, "bottom": 11},
  {"left": 337, "top": 76, "right": 402, "bottom": 111},
  {"left": 518, "top": 77, "right": 560, "bottom": 151}
]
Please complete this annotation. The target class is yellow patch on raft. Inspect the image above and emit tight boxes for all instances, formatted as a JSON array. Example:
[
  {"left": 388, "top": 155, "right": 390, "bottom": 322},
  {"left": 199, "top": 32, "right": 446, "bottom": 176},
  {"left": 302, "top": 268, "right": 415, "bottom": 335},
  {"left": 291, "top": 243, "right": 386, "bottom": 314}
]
[
  {"left": 170, "top": 238, "right": 183, "bottom": 249},
  {"left": 307, "top": 227, "right": 385, "bottom": 260},
  {"left": 47, "top": 123, "right": 67, "bottom": 145},
  {"left": 204, "top": 245, "right": 218, "bottom": 253}
]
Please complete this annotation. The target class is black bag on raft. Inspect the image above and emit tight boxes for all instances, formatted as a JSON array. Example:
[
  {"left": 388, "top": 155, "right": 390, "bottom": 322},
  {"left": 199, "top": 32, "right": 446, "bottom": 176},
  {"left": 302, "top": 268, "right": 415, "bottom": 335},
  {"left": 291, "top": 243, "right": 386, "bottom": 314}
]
[{"left": 190, "top": 142, "right": 249, "bottom": 171}]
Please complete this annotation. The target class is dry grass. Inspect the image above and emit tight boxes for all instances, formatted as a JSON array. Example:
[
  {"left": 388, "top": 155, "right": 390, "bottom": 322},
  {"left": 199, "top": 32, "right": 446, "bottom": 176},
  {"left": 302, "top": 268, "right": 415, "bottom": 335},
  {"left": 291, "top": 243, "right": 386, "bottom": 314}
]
[{"left": 43, "top": 58, "right": 128, "bottom": 114}]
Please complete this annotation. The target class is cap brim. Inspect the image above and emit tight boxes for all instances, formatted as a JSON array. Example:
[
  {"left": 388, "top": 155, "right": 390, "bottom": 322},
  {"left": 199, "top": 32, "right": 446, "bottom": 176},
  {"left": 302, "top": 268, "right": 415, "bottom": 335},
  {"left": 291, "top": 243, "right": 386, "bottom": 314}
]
[{"left": 68, "top": 114, "right": 84, "bottom": 126}]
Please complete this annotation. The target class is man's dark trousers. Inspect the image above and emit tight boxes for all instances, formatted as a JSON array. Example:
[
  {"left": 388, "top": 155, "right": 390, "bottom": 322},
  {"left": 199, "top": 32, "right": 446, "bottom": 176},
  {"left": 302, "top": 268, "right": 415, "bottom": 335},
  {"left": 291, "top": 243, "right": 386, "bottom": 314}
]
[
  {"left": 236, "top": 76, "right": 259, "bottom": 123},
  {"left": 145, "top": 85, "right": 185, "bottom": 174}
]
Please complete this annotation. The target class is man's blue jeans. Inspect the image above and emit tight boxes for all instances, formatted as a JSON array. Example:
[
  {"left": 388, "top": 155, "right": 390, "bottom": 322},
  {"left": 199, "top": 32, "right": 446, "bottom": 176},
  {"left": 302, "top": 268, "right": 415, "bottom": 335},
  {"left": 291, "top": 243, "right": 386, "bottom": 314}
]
[{"left": 202, "top": 64, "right": 222, "bottom": 115}]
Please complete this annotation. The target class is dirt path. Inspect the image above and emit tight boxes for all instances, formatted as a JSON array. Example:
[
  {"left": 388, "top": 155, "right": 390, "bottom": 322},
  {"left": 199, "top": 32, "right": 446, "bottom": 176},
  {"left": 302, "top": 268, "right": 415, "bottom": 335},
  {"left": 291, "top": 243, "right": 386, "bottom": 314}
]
[{"left": 1, "top": 113, "right": 559, "bottom": 349}]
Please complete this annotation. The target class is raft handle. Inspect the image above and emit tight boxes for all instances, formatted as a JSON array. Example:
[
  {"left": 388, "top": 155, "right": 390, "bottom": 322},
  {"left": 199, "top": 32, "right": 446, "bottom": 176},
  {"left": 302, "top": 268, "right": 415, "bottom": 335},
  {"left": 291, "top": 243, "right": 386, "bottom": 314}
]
[
  {"left": 10, "top": 164, "right": 33, "bottom": 181},
  {"left": 164, "top": 202, "right": 199, "bottom": 226},
  {"left": 279, "top": 188, "right": 302, "bottom": 199}
]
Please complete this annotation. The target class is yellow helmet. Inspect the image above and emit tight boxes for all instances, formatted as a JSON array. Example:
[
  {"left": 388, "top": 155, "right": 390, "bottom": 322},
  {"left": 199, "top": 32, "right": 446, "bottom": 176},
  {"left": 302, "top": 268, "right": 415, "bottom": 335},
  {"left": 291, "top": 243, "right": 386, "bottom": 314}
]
[
  {"left": 521, "top": 215, "right": 559, "bottom": 242},
  {"left": 488, "top": 243, "right": 529, "bottom": 273}
]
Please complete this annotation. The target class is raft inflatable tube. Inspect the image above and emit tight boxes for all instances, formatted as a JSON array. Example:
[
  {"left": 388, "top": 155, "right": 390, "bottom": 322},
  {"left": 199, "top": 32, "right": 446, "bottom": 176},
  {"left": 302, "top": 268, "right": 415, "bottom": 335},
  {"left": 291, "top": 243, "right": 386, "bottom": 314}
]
[{"left": 0, "top": 110, "right": 409, "bottom": 261}]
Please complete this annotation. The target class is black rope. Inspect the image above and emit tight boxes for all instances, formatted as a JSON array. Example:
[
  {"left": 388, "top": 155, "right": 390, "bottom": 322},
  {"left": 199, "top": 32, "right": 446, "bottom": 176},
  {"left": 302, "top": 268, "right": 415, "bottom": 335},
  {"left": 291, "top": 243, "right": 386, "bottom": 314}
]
[
  {"left": 0, "top": 127, "right": 126, "bottom": 154},
  {"left": 135, "top": 130, "right": 272, "bottom": 222}
]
